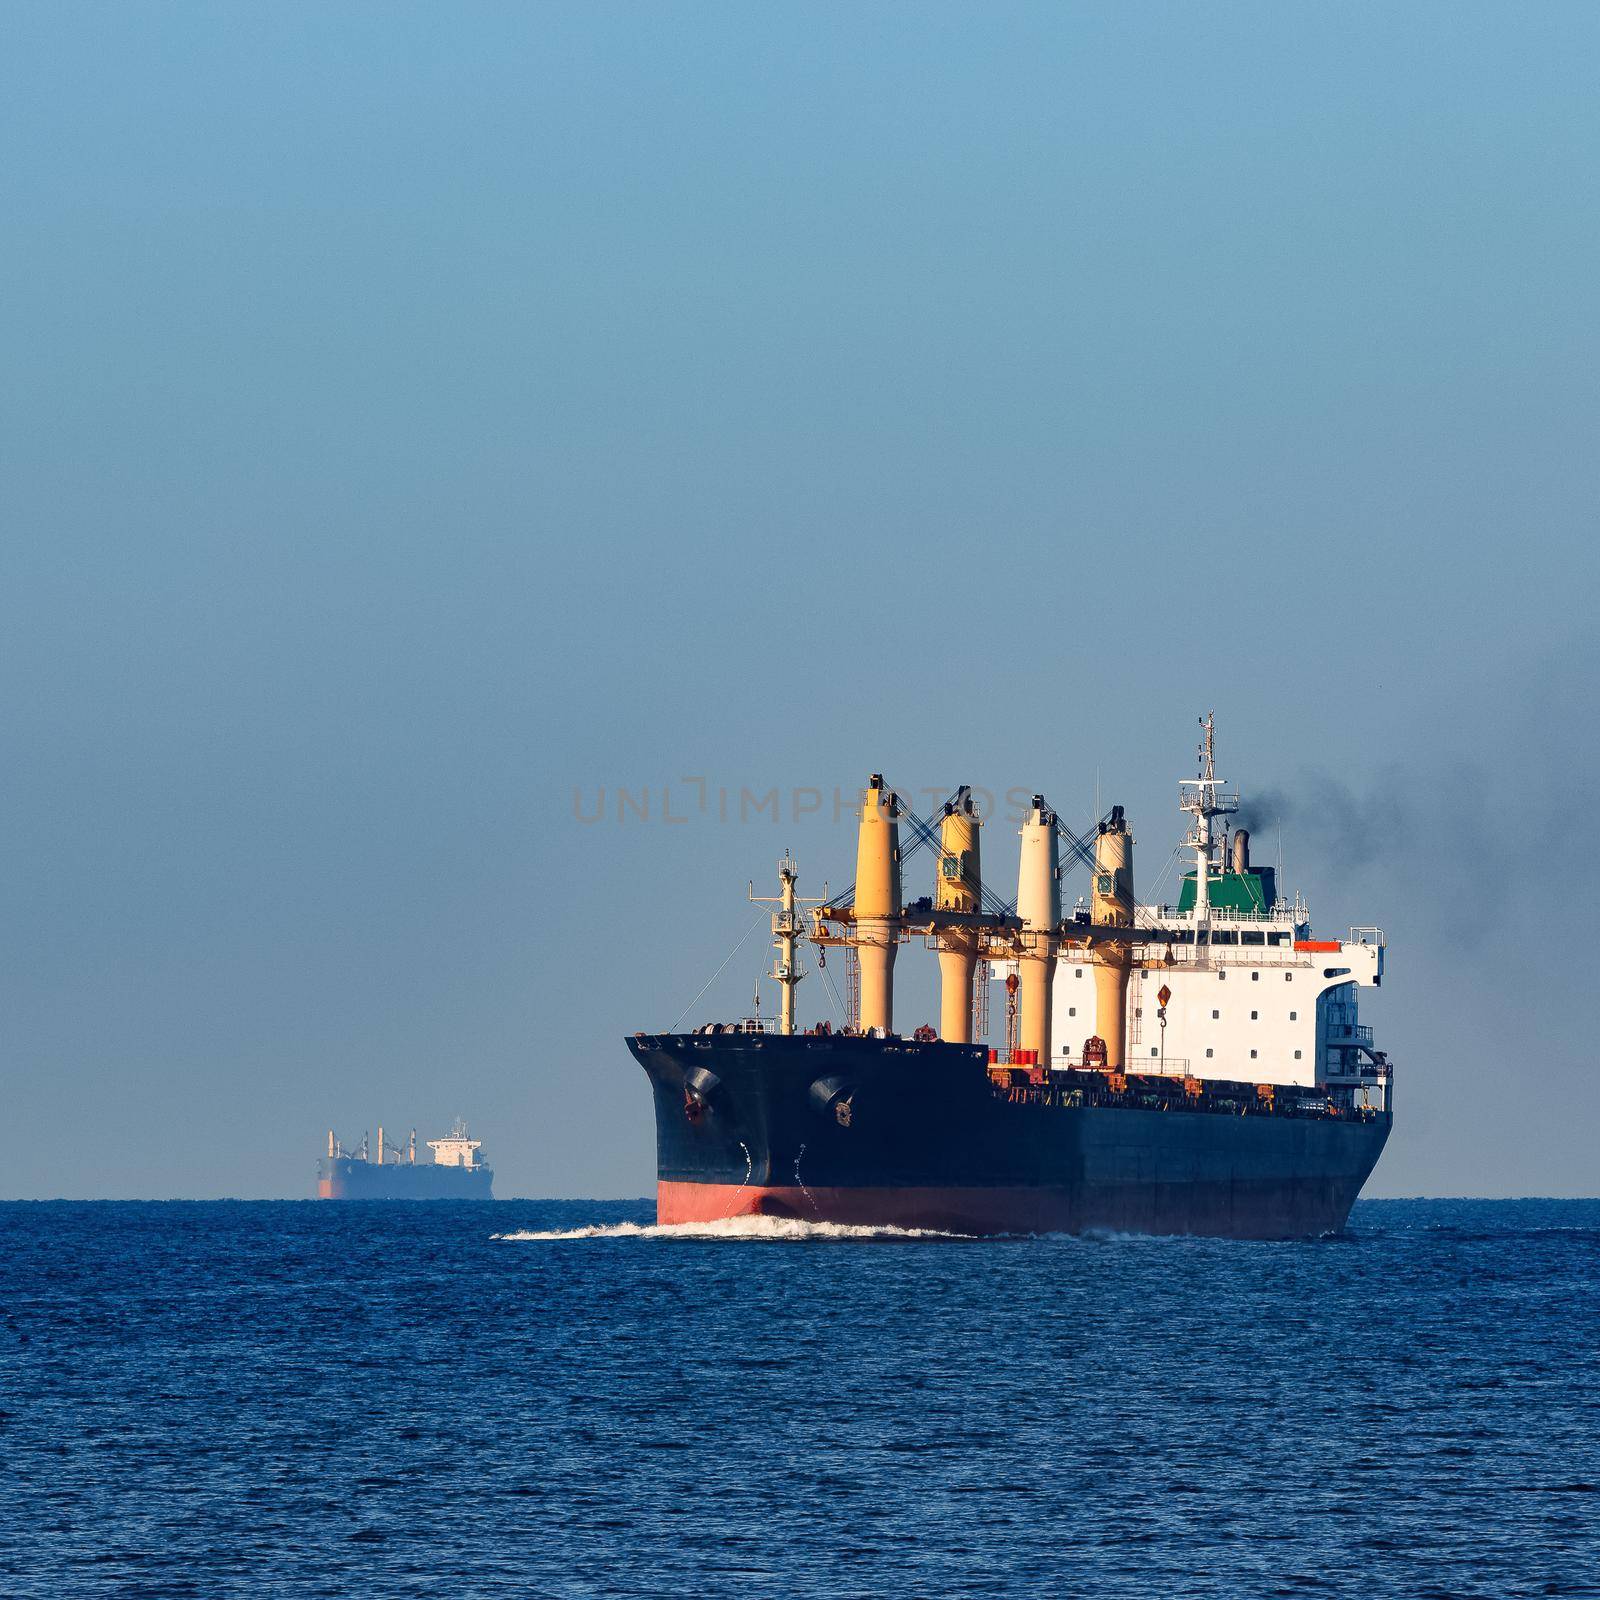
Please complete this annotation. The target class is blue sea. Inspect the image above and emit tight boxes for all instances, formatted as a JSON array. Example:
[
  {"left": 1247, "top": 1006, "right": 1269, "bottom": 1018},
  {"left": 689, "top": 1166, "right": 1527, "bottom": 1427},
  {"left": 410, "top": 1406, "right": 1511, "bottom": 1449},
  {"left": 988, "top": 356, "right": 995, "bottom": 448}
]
[{"left": 3, "top": 1199, "right": 1596, "bottom": 1599}]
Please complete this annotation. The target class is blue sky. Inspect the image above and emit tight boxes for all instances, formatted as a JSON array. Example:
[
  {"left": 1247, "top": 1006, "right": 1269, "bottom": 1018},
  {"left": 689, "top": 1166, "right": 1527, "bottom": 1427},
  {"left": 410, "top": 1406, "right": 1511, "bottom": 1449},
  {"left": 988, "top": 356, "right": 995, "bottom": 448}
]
[{"left": 3, "top": 2, "right": 1596, "bottom": 1196}]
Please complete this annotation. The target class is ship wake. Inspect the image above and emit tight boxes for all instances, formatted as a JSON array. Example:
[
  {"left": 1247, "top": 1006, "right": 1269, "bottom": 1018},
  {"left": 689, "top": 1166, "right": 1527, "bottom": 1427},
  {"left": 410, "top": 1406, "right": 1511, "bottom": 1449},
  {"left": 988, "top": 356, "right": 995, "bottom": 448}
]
[{"left": 494, "top": 1216, "right": 966, "bottom": 1243}]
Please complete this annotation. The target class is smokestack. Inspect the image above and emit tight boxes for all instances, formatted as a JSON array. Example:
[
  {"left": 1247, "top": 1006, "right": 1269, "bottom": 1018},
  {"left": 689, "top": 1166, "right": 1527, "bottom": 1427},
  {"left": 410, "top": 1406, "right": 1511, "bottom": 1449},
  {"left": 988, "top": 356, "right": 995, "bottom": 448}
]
[
  {"left": 327, "top": 1129, "right": 335, "bottom": 1161},
  {"left": 1231, "top": 828, "right": 1250, "bottom": 876},
  {"left": 1016, "top": 796, "right": 1061, "bottom": 1064},
  {"left": 1091, "top": 807, "right": 1135, "bottom": 1070},
  {"left": 377, "top": 1125, "right": 384, "bottom": 1166},
  {"left": 935, "top": 787, "right": 981, "bottom": 1043},
  {"left": 854, "top": 775, "right": 902, "bottom": 1032}
]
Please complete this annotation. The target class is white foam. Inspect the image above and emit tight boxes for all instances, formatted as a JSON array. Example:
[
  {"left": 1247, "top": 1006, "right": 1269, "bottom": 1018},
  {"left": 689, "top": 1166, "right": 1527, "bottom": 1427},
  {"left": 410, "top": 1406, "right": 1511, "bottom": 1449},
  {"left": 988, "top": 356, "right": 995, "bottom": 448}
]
[{"left": 493, "top": 1215, "right": 966, "bottom": 1243}]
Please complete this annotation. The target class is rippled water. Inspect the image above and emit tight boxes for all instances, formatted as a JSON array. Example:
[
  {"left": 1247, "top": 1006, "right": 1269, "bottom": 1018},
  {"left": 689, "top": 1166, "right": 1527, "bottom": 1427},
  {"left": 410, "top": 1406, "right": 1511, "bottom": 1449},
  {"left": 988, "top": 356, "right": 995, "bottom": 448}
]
[{"left": 3, "top": 1199, "right": 1596, "bottom": 1598}]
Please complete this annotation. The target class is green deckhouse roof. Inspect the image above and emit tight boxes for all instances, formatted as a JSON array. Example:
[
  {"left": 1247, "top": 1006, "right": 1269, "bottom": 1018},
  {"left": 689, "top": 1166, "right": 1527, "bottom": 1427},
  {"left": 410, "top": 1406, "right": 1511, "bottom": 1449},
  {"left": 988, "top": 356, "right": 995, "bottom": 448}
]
[{"left": 1176, "top": 867, "right": 1277, "bottom": 915}]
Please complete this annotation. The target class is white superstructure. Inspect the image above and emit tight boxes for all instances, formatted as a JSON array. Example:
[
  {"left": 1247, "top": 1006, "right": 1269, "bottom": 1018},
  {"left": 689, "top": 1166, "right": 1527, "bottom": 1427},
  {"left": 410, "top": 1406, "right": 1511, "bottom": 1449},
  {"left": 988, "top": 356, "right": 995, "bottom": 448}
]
[
  {"left": 426, "top": 1119, "right": 487, "bottom": 1168},
  {"left": 1002, "top": 717, "right": 1391, "bottom": 1111},
  {"left": 1051, "top": 921, "right": 1387, "bottom": 1104}
]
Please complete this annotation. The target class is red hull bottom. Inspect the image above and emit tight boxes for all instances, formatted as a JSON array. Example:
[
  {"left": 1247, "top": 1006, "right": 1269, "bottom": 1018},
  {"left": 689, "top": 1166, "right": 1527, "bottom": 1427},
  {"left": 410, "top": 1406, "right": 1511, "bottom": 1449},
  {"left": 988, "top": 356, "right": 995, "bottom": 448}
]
[{"left": 657, "top": 1180, "right": 1360, "bottom": 1239}]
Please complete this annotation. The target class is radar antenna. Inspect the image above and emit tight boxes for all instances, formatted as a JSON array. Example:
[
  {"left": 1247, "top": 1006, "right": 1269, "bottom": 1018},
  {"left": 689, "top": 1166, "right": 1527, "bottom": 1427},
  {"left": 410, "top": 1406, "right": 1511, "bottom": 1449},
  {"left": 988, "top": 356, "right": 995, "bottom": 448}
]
[{"left": 1177, "top": 712, "right": 1238, "bottom": 931}]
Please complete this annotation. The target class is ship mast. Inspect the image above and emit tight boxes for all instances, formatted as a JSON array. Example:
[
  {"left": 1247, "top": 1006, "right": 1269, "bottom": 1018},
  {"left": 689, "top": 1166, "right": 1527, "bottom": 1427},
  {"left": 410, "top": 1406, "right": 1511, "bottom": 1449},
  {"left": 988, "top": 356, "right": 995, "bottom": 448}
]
[
  {"left": 1179, "top": 712, "right": 1237, "bottom": 933},
  {"left": 749, "top": 854, "right": 822, "bottom": 1035}
]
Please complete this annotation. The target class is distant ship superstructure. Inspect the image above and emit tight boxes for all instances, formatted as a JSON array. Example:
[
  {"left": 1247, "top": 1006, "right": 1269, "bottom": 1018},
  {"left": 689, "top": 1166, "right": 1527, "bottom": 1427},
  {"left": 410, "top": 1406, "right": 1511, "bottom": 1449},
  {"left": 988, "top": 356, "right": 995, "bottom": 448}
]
[
  {"left": 628, "top": 718, "right": 1392, "bottom": 1238},
  {"left": 316, "top": 1119, "right": 494, "bottom": 1200}
]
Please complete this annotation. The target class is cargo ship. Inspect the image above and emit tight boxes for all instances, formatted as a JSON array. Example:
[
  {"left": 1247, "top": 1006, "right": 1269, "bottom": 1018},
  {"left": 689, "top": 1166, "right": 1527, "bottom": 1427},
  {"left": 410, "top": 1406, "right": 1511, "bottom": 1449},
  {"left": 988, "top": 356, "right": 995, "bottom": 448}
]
[
  {"left": 628, "top": 718, "right": 1392, "bottom": 1238},
  {"left": 316, "top": 1120, "right": 494, "bottom": 1200}
]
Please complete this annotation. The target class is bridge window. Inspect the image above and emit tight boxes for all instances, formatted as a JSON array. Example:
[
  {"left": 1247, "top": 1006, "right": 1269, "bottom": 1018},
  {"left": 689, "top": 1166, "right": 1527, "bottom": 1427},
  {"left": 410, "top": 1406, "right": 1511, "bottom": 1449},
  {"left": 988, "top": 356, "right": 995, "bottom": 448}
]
[{"left": 1267, "top": 933, "right": 1285, "bottom": 946}]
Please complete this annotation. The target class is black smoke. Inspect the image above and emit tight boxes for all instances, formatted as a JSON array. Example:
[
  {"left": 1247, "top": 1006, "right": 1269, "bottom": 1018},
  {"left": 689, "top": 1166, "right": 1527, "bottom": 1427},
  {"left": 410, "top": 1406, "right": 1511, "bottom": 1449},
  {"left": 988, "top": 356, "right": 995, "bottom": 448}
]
[
  {"left": 1237, "top": 778, "right": 1408, "bottom": 873},
  {"left": 1233, "top": 760, "right": 1511, "bottom": 950}
]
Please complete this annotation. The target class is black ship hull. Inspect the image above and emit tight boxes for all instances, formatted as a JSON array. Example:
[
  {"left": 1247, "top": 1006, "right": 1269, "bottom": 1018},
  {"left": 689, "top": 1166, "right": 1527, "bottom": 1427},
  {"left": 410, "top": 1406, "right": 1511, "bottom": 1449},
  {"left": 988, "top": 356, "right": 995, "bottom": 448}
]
[{"left": 627, "top": 1032, "right": 1390, "bottom": 1238}]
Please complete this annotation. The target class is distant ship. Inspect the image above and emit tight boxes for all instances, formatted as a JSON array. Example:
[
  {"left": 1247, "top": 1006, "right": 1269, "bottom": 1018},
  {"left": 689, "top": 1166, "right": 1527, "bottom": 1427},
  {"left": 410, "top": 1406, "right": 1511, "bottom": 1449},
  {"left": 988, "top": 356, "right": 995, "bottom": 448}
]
[
  {"left": 629, "top": 717, "right": 1392, "bottom": 1238},
  {"left": 316, "top": 1120, "right": 494, "bottom": 1200}
]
